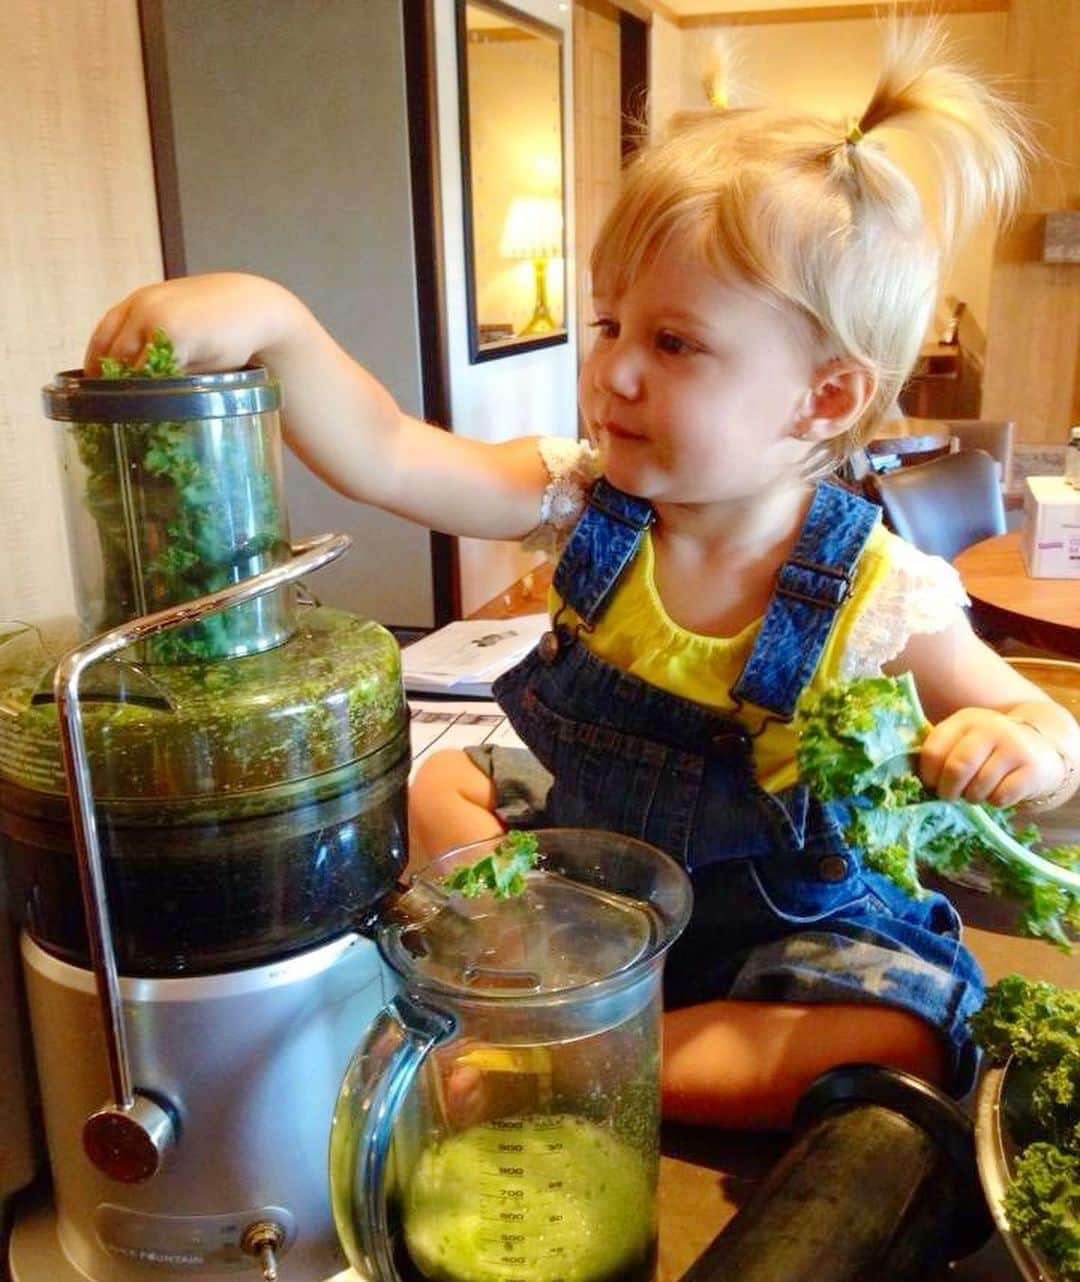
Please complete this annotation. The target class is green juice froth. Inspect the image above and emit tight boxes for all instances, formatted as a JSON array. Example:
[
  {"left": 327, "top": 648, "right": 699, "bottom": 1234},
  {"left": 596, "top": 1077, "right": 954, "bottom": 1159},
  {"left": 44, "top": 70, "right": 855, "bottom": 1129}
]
[{"left": 403, "top": 1113, "right": 655, "bottom": 1282}]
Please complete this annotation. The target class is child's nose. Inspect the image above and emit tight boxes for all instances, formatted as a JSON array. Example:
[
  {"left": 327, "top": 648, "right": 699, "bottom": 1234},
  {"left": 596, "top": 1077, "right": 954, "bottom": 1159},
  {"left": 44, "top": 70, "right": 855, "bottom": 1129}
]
[{"left": 593, "top": 338, "right": 641, "bottom": 400}]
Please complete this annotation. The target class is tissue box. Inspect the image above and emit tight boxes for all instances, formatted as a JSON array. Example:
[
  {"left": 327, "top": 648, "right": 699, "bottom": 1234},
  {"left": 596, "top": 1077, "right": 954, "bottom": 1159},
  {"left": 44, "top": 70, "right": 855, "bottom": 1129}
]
[{"left": 1021, "top": 476, "right": 1080, "bottom": 578}]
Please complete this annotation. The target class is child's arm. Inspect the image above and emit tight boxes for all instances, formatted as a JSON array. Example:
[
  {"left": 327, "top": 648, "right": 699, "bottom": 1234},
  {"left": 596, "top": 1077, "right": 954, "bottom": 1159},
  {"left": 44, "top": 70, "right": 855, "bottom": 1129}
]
[
  {"left": 84, "top": 273, "right": 550, "bottom": 541},
  {"left": 885, "top": 618, "right": 1080, "bottom": 809}
]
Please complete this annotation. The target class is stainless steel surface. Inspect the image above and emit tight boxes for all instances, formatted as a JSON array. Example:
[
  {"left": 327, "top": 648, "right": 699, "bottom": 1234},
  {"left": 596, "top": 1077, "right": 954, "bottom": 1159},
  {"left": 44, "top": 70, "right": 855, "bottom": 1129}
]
[
  {"left": 974, "top": 1065, "right": 1056, "bottom": 1282},
  {"left": 16, "top": 930, "right": 383, "bottom": 1282},
  {"left": 52, "top": 533, "right": 349, "bottom": 1175},
  {"left": 43, "top": 367, "right": 282, "bottom": 421},
  {"left": 83, "top": 1097, "right": 176, "bottom": 1184}
]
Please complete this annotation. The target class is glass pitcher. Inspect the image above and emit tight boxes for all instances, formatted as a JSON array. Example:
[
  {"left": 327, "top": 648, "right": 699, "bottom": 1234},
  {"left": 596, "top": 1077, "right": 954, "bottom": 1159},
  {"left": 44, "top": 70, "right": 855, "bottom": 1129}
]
[{"left": 330, "top": 829, "right": 692, "bottom": 1282}]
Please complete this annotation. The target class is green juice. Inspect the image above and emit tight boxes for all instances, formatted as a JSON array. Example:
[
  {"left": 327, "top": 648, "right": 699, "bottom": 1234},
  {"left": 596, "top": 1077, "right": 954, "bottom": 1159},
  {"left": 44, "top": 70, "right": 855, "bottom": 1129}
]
[{"left": 402, "top": 1114, "right": 656, "bottom": 1282}]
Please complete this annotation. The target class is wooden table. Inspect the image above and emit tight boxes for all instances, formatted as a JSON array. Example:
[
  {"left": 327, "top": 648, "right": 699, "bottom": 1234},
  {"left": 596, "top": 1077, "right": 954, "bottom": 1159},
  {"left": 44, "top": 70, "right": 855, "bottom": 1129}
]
[{"left": 953, "top": 531, "right": 1080, "bottom": 656}]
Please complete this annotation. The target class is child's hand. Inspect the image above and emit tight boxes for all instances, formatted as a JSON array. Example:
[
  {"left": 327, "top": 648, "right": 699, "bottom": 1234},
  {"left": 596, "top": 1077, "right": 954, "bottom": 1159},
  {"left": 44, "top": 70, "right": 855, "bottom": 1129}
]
[
  {"left": 84, "top": 273, "right": 309, "bottom": 376},
  {"left": 918, "top": 707, "right": 1067, "bottom": 807}
]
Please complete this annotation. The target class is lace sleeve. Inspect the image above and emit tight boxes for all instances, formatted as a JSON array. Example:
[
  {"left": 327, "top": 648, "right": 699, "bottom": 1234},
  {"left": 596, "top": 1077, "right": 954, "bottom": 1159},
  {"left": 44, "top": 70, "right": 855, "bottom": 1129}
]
[
  {"left": 840, "top": 535, "right": 971, "bottom": 679},
  {"left": 521, "top": 437, "right": 600, "bottom": 556}
]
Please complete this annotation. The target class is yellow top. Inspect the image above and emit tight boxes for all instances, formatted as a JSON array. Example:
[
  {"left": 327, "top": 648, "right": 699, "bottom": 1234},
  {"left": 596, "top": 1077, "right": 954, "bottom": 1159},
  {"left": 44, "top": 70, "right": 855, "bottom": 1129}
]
[{"left": 550, "top": 523, "right": 897, "bottom": 792}]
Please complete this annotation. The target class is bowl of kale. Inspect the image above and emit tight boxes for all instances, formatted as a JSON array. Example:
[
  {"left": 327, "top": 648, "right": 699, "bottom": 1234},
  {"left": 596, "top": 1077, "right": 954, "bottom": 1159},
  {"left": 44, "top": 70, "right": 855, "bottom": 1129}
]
[{"left": 971, "top": 976, "right": 1079, "bottom": 1282}]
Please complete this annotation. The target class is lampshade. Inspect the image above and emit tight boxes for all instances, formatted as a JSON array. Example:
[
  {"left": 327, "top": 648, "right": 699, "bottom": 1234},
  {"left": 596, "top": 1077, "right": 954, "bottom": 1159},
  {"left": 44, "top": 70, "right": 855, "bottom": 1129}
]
[{"left": 500, "top": 196, "right": 563, "bottom": 261}]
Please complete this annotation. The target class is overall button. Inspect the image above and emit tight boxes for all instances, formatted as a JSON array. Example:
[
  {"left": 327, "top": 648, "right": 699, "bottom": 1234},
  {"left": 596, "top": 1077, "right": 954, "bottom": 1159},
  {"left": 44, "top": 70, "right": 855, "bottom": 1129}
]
[
  {"left": 538, "top": 631, "right": 560, "bottom": 664},
  {"left": 817, "top": 855, "right": 849, "bottom": 883}
]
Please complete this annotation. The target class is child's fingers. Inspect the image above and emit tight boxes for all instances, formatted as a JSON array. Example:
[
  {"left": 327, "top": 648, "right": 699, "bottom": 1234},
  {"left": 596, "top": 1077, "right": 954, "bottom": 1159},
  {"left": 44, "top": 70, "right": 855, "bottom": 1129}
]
[
  {"left": 961, "top": 748, "right": 1029, "bottom": 803},
  {"left": 983, "top": 765, "right": 1038, "bottom": 809},
  {"left": 83, "top": 298, "right": 135, "bottom": 373},
  {"left": 931, "top": 733, "right": 993, "bottom": 799},
  {"left": 921, "top": 712, "right": 1056, "bottom": 805},
  {"left": 85, "top": 291, "right": 168, "bottom": 373},
  {"left": 918, "top": 720, "right": 980, "bottom": 796},
  {"left": 922, "top": 725, "right": 1019, "bottom": 800}
]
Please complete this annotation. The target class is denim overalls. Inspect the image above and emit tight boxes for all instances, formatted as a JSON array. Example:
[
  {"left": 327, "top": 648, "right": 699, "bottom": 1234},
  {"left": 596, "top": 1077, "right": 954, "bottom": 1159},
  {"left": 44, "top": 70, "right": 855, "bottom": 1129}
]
[{"left": 493, "top": 478, "right": 984, "bottom": 1093}]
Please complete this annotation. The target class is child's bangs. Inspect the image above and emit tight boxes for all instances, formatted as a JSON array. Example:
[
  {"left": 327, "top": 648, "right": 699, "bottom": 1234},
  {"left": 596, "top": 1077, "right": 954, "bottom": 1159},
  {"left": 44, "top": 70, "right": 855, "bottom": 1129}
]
[
  {"left": 589, "top": 176, "right": 696, "bottom": 302},
  {"left": 590, "top": 128, "right": 830, "bottom": 317}
]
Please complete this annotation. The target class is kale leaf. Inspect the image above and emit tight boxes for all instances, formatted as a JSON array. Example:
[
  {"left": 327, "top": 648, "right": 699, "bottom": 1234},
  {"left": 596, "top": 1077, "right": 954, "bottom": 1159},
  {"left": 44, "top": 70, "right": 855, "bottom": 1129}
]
[
  {"left": 99, "top": 328, "right": 184, "bottom": 379},
  {"left": 796, "top": 674, "right": 1080, "bottom": 948},
  {"left": 442, "top": 831, "right": 541, "bottom": 900}
]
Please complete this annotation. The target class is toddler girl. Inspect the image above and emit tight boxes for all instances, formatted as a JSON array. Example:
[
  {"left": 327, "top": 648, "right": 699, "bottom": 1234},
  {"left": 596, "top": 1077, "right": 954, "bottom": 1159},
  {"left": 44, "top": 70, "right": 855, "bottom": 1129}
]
[{"left": 86, "top": 25, "right": 1079, "bottom": 1129}]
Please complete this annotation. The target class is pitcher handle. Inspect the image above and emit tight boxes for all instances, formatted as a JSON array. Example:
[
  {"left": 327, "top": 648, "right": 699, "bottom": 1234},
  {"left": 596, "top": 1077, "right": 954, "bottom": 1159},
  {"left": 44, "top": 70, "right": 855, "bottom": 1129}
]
[{"left": 330, "top": 992, "right": 456, "bottom": 1280}]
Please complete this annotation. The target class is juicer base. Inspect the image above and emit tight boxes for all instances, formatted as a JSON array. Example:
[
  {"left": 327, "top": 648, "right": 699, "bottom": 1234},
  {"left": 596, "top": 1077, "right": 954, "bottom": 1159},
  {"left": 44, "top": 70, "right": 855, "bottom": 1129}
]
[
  {"left": 17, "top": 931, "right": 384, "bottom": 1282},
  {"left": 9, "top": 1196, "right": 361, "bottom": 1282}
]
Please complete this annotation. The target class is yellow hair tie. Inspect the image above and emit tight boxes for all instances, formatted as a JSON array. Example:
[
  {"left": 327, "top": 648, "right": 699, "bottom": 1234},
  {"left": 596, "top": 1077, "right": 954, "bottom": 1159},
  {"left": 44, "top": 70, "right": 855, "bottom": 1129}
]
[
  {"left": 705, "top": 77, "right": 728, "bottom": 109},
  {"left": 845, "top": 118, "right": 864, "bottom": 145}
]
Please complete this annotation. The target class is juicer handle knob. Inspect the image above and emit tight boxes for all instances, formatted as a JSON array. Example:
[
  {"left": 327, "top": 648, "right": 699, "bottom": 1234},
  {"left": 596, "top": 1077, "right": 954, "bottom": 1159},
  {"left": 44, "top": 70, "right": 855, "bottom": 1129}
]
[{"left": 83, "top": 1092, "right": 176, "bottom": 1182}]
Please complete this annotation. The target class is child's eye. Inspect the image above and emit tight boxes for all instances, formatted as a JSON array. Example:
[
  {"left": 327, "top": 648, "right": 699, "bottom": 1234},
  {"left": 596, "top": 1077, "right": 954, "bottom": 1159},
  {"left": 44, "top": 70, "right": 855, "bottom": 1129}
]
[
  {"left": 588, "top": 318, "right": 618, "bottom": 340},
  {"left": 655, "top": 330, "right": 696, "bottom": 356}
]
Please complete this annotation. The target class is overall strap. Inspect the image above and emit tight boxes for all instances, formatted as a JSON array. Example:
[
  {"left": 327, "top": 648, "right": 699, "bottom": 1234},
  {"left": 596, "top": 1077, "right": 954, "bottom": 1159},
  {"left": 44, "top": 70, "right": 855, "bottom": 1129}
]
[
  {"left": 553, "top": 478, "right": 653, "bottom": 626},
  {"left": 732, "top": 481, "right": 880, "bottom": 719}
]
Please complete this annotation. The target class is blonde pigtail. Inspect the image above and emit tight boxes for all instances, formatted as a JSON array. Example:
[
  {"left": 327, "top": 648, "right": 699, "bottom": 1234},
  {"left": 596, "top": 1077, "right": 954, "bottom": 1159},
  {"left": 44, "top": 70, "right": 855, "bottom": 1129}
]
[
  {"left": 702, "top": 34, "right": 744, "bottom": 111},
  {"left": 841, "top": 20, "right": 1034, "bottom": 253}
]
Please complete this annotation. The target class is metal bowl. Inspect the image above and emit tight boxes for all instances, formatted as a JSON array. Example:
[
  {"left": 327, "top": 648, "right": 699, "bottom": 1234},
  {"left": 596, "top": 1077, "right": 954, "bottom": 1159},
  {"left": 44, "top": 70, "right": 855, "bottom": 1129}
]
[{"left": 973, "top": 1063, "right": 1061, "bottom": 1282}]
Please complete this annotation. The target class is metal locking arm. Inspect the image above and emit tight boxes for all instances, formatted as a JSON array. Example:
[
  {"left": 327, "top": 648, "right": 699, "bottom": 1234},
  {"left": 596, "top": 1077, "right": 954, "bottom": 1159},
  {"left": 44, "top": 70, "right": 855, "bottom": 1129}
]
[{"left": 54, "top": 533, "right": 350, "bottom": 1182}]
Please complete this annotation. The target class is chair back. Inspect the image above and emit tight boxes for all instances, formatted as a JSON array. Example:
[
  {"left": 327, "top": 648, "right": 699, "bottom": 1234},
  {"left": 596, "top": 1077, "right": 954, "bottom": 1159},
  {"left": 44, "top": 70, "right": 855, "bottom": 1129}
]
[
  {"left": 873, "top": 448, "right": 1007, "bottom": 561},
  {"left": 938, "top": 419, "right": 1015, "bottom": 488}
]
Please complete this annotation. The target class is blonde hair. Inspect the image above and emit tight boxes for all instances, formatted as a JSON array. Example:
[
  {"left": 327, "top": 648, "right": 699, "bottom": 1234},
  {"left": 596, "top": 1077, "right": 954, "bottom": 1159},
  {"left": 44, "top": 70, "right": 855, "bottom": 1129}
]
[{"left": 592, "top": 22, "right": 1033, "bottom": 474}]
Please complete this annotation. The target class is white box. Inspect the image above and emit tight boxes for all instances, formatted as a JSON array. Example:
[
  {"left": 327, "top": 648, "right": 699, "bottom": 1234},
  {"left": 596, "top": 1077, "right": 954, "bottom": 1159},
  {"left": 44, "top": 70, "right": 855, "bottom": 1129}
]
[{"left": 1021, "top": 476, "right": 1080, "bottom": 578}]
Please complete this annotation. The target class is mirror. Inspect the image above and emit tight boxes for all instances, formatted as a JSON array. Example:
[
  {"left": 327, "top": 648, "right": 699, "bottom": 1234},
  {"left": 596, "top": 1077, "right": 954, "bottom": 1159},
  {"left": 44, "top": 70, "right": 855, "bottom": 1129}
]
[{"left": 457, "top": 0, "right": 567, "bottom": 362}]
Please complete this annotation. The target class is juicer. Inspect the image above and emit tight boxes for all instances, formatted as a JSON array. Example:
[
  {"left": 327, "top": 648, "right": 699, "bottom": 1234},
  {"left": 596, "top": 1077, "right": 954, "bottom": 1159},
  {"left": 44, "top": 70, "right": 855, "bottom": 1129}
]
[{"left": 0, "top": 366, "right": 409, "bottom": 1281}]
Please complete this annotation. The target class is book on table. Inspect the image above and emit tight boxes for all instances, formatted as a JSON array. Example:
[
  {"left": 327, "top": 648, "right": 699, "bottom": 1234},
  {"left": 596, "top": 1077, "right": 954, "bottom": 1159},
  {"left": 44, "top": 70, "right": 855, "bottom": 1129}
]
[{"left": 400, "top": 614, "right": 549, "bottom": 697}]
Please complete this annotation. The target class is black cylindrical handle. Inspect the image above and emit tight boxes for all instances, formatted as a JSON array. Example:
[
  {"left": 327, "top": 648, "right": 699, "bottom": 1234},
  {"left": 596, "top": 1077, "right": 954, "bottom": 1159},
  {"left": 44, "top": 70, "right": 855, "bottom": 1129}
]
[{"left": 681, "top": 1065, "right": 993, "bottom": 1282}]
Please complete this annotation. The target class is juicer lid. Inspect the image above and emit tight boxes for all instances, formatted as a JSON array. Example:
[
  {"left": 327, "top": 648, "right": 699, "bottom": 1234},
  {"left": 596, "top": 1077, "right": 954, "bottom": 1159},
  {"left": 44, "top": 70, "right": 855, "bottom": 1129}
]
[
  {"left": 43, "top": 366, "right": 280, "bottom": 421},
  {"left": 379, "top": 830, "right": 692, "bottom": 1001},
  {"left": 0, "top": 609, "right": 406, "bottom": 814}
]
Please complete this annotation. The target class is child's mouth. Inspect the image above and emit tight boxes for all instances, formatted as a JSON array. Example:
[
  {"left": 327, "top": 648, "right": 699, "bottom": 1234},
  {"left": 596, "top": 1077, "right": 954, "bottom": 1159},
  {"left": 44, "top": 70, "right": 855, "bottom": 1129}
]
[{"left": 601, "top": 420, "right": 645, "bottom": 442}]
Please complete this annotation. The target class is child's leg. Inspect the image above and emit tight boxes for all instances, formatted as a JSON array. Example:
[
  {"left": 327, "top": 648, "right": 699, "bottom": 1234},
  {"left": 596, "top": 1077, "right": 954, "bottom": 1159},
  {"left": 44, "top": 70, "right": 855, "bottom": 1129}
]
[
  {"left": 408, "top": 748, "right": 504, "bottom": 867},
  {"left": 662, "top": 1000, "right": 948, "bottom": 1131}
]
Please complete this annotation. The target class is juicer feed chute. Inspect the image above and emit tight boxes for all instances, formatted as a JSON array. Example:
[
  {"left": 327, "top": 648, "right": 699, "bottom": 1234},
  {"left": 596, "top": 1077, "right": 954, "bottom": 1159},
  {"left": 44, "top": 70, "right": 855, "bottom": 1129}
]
[
  {"left": 1, "top": 365, "right": 410, "bottom": 1282},
  {"left": 47, "top": 366, "right": 295, "bottom": 662}
]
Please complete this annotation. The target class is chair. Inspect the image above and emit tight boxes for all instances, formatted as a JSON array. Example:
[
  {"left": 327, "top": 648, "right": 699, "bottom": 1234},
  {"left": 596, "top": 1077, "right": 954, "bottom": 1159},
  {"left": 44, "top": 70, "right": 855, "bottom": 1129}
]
[
  {"left": 938, "top": 419, "right": 1015, "bottom": 489},
  {"left": 872, "top": 448, "right": 1007, "bottom": 562}
]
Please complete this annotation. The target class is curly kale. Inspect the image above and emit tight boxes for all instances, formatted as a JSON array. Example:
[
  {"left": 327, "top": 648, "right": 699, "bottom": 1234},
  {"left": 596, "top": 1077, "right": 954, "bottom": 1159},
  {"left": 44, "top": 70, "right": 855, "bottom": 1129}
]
[
  {"left": 98, "top": 329, "right": 184, "bottom": 380},
  {"left": 79, "top": 331, "right": 285, "bottom": 662},
  {"left": 796, "top": 674, "right": 1080, "bottom": 949},
  {"left": 1005, "top": 1145, "right": 1080, "bottom": 1281},
  {"left": 970, "top": 977, "right": 1080, "bottom": 1281},
  {"left": 442, "top": 831, "right": 541, "bottom": 900},
  {"left": 970, "top": 975, "right": 1080, "bottom": 1143}
]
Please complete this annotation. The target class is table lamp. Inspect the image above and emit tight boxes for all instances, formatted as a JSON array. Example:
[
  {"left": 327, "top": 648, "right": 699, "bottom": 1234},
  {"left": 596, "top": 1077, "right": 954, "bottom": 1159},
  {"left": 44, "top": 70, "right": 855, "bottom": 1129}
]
[{"left": 500, "top": 195, "right": 563, "bottom": 335}]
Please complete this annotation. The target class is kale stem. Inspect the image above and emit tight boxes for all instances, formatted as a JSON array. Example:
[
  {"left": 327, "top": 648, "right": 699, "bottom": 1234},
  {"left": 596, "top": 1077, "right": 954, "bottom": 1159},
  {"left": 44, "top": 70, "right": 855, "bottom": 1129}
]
[
  {"left": 897, "top": 670, "right": 932, "bottom": 734},
  {"left": 898, "top": 669, "right": 1080, "bottom": 893},
  {"left": 961, "top": 802, "right": 1080, "bottom": 892}
]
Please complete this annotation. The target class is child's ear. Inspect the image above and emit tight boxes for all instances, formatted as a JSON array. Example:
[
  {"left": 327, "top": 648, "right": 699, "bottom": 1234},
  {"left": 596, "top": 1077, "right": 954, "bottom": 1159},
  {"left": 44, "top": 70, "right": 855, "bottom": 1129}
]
[{"left": 793, "top": 360, "right": 876, "bottom": 442}]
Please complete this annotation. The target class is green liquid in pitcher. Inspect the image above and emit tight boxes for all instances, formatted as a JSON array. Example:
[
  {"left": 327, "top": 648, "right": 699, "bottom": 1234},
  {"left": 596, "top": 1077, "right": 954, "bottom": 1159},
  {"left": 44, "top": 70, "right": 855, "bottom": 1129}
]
[{"left": 402, "top": 1113, "right": 656, "bottom": 1282}]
